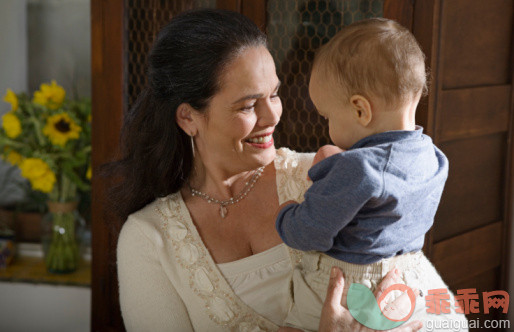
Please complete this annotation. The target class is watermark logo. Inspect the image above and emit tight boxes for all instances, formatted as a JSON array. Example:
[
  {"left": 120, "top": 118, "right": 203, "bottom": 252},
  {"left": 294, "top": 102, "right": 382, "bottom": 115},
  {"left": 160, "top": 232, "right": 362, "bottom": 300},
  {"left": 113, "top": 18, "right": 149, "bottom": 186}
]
[
  {"left": 426, "top": 288, "right": 509, "bottom": 315},
  {"left": 347, "top": 283, "right": 416, "bottom": 330},
  {"left": 347, "top": 284, "right": 510, "bottom": 331}
]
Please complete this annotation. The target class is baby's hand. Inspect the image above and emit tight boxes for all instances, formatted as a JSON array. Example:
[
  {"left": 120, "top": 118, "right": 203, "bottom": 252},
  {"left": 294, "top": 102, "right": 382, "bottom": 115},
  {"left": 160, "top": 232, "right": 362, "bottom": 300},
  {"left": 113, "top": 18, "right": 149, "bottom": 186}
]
[
  {"left": 308, "top": 145, "right": 345, "bottom": 180},
  {"left": 274, "top": 200, "right": 298, "bottom": 224},
  {"left": 313, "top": 145, "right": 345, "bottom": 167}
]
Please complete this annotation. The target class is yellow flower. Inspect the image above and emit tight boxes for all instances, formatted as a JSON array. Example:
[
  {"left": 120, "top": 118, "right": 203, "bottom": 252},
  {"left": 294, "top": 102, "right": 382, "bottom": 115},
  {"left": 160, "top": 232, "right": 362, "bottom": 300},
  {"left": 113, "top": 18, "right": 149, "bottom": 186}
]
[
  {"left": 43, "top": 113, "right": 82, "bottom": 146},
  {"left": 86, "top": 164, "right": 92, "bottom": 180},
  {"left": 6, "top": 150, "right": 23, "bottom": 166},
  {"left": 3, "top": 89, "right": 18, "bottom": 111},
  {"left": 33, "top": 80, "right": 65, "bottom": 110},
  {"left": 19, "top": 158, "right": 56, "bottom": 193},
  {"left": 2, "top": 112, "right": 22, "bottom": 138}
]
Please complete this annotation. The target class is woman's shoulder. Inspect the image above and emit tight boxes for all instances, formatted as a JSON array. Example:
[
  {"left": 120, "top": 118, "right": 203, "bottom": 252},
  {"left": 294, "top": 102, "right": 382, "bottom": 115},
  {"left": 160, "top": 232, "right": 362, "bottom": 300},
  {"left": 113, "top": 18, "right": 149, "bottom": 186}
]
[
  {"left": 119, "top": 192, "right": 183, "bottom": 243},
  {"left": 275, "top": 147, "right": 314, "bottom": 203},
  {"left": 275, "top": 147, "right": 315, "bottom": 170}
]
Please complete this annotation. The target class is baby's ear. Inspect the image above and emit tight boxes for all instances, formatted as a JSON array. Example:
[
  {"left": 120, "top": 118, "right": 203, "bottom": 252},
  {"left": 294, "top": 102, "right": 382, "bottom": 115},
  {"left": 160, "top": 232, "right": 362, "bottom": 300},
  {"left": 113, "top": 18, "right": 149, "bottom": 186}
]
[{"left": 350, "top": 95, "right": 372, "bottom": 126}]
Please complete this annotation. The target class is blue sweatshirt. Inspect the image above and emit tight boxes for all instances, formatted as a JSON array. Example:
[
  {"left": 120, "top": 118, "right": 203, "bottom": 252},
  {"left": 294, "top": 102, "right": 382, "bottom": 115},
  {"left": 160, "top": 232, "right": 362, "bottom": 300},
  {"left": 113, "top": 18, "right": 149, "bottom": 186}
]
[{"left": 276, "top": 127, "right": 448, "bottom": 264}]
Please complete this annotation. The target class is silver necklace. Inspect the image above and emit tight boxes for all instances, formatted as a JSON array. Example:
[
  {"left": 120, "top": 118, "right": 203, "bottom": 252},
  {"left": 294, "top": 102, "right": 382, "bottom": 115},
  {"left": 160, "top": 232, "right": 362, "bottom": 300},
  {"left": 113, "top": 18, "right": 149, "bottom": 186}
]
[{"left": 189, "top": 166, "right": 265, "bottom": 219}]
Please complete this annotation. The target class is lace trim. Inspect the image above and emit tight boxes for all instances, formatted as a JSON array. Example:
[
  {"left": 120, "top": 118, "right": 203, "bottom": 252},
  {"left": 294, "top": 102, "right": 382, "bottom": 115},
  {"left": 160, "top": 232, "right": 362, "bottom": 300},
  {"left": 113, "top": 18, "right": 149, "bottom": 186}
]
[
  {"left": 274, "top": 148, "right": 312, "bottom": 204},
  {"left": 156, "top": 148, "right": 311, "bottom": 331},
  {"left": 157, "top": 195, "right": 276, "bottom": 331},
  {"left": 275, "top": 148, "right": 311, "bottom": 266}
]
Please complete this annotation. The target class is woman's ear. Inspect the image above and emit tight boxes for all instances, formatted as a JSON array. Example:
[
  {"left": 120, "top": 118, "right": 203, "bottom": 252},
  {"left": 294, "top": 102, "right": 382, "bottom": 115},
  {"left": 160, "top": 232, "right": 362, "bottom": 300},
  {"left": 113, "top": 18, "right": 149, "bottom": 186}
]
[
  {"left": 350, "top": 95, "right": 372, "bottom": 127},
  {"left": 175, "top": 103, "right": 197, "bottom": 136}
]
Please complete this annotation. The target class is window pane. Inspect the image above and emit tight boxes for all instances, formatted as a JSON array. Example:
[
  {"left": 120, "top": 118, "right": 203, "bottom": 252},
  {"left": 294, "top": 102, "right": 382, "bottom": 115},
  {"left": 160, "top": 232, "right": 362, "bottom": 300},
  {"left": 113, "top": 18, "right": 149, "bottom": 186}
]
[
  {"left": 267, "top": 0, "right": 383, "bottom": 151},
  {"left": 127, "top": 0, "right": 215, "bottom": 106}
]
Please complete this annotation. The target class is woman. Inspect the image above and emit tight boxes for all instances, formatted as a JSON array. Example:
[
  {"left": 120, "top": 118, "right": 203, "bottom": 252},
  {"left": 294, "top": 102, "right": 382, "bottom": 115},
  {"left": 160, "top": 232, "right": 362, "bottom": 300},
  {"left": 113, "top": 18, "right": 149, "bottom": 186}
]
[{"left": 112, "top": 9, "right": 422, "bottom": 331}]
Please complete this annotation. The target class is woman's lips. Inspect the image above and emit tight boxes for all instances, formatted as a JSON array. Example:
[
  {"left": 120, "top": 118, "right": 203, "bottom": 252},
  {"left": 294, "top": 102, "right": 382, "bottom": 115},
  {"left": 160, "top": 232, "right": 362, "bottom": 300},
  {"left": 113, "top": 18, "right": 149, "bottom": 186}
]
[{"left": 244, "top": 132, "right": 274, "bottom": 149}]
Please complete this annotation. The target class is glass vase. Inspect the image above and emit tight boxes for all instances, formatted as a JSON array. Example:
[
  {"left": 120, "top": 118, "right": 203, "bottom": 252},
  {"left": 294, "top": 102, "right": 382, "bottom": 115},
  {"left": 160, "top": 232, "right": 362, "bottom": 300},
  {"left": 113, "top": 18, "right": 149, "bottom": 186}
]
[{"left": 42, "top": 201, "right": 83, "bottom": 274}]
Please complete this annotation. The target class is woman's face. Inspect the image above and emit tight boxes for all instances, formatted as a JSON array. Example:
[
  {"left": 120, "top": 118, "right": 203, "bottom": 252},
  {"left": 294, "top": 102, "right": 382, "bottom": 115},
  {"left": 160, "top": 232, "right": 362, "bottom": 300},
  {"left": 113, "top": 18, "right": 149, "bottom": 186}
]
[{"left": 193, "top": 46, "right": 282, "bottom": 174}]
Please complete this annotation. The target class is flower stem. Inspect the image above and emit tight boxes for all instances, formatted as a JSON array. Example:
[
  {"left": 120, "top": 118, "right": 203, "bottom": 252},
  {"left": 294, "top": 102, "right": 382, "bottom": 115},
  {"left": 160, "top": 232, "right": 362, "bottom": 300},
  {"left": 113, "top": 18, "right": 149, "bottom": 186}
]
[
  {"left": 45, "top": 208, "right": 79, "bottom": 273},
  {"left": 25, "top": 105, "right": 46, "bottom": 146}
]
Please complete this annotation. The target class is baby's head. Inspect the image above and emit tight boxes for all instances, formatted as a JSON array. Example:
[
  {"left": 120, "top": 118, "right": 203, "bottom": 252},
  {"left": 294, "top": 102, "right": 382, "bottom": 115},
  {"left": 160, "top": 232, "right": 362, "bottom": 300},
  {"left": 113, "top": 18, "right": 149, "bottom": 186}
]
[{"left": 309, "top": 18, "right": 427, "bottom": 149}]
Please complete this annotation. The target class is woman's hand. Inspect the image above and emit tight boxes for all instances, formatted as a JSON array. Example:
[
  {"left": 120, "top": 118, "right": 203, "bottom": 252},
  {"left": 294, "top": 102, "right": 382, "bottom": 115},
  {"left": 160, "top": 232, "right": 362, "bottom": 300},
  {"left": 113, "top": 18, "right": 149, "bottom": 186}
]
[
  {"left": 278, "top": 267, "right": 422, "bottom": 332},
  {"left": 318, "top": 267, "right": 422, "bottom": 332}
]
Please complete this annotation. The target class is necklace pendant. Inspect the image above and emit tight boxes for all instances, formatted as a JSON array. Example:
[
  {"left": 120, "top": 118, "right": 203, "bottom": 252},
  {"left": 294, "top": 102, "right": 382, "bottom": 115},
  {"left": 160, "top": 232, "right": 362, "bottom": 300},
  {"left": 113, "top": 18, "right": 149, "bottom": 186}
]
[{"left": 220, "top": 205, "right": 227, "bottom": 218}]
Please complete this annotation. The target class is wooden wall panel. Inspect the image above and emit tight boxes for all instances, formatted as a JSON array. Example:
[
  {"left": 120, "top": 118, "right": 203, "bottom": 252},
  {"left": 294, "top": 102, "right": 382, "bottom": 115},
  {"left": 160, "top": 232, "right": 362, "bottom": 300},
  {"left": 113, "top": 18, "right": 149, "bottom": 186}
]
[
  {"left": 440, "top": 0, "right": 513, "bottom": 89},
  {"left": 439, "top": 86, "right": 511, "bottom": 142},
  {"left": 241, "top": 0, "right": 266, "bottom": 31},
  {"left": 432, "top": 222, "right": 507, "bottom": 330},
  {"left": 452, "top": 268, "right": 500, "bottom": 299},
  {"left": 383, "top": 0, "right": 414, "bottom": 30},
  {"left": 432, "top": 223, "right": 506, "bottom": 330},
  {"left": 435, "top": 134, "right": 506, "bottom": 242},
  {"left": 432, "top": 222, "right": 502, "bottom": 287},
  {"left": 506, "top": 0, "right": 514, "bottom": 309},
  {"left": 452, "top": 267, "right": 504, "bottom": 331},
  {"left": 415, "top": 4, "right": 514, "bottom": 327},
  {"left": 216, "top": 0, "right": 240, "bottom": 11}
]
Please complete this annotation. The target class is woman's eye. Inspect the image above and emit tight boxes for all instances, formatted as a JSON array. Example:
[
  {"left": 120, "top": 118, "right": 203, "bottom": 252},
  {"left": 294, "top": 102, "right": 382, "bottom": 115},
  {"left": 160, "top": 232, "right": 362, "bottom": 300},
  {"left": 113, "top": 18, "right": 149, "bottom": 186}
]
[
  {"left": 271, "top": 89, "right": 281, "bottom": 101},
  {"left": 241, "top": 105, "right": 255, "bottom": 111}
]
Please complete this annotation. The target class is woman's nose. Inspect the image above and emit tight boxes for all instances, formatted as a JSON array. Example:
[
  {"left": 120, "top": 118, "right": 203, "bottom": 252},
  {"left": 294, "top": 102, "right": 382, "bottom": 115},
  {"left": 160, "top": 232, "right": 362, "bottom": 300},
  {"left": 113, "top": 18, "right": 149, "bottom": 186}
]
[{"left": 259, "top": 100, "right": 282, "bottom": 127}]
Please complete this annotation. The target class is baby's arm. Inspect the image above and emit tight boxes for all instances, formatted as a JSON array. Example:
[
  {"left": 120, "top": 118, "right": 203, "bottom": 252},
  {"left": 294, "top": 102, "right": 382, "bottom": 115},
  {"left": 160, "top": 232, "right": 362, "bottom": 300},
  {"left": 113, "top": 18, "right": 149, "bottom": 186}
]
[{"left": 276, "top": 152, "right": 383, "bottom": 252}]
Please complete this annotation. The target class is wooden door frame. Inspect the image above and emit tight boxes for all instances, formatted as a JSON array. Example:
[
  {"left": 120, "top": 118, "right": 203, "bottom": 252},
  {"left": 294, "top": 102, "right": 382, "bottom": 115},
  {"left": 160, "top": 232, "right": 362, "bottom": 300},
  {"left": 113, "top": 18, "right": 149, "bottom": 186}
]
[
  {"left": 505, "top": 0, "right": 514, "bottom": 304},
  {"left": 91, "top": 0, "right": 126, "bottom": 330},
  {"left": 217, "top": 0, "right": 267, "bottom": 30}
]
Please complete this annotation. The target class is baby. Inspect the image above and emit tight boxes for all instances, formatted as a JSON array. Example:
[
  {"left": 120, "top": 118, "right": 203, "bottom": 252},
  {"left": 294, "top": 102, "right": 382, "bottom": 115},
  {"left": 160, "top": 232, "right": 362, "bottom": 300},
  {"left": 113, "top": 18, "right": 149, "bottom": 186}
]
[{"left": 276, "top": 18, "right": 466, "bottom": 331}]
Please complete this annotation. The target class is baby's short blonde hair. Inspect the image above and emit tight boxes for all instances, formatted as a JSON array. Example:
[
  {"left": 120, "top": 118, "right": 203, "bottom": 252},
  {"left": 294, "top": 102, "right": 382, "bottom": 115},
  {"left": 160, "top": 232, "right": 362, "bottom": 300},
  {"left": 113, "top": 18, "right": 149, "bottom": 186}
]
[{"left": 313, "top": 18, "right": 427, "bottom": 109}]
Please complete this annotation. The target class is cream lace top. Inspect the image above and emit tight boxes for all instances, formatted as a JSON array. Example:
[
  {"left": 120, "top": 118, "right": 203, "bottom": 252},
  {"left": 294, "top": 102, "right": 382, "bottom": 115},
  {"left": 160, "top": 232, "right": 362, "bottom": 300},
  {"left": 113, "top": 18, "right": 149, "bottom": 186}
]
[{"left": 117, "top": 148, "right": 314, "bottom": 331}]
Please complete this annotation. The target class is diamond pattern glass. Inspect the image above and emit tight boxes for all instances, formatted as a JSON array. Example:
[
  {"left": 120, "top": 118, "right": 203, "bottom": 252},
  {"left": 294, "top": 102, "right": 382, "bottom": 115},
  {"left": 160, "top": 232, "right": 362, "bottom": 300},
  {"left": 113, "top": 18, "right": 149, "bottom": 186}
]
[
  {"left": 126, "top": 0, "right": 215, "bottom": 106},
  {"left": 267, "top": 0, "right": 383, "bottom": 152}
]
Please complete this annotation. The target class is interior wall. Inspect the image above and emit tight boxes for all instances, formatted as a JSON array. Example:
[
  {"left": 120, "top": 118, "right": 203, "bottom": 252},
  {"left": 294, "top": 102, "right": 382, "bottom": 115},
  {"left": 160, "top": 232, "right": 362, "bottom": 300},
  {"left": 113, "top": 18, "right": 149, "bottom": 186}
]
[
  {"left": 28, "top": 0, "right": 91, "bottom": 98},
  {"left": 0, "top": 0, "right": 91, "bottom": 205},
  {"left": 0, "top": 0, "right": 28, "bottom": 205},
  {"left": 0, "top": 0, "right": 27, "bottom": 116}
]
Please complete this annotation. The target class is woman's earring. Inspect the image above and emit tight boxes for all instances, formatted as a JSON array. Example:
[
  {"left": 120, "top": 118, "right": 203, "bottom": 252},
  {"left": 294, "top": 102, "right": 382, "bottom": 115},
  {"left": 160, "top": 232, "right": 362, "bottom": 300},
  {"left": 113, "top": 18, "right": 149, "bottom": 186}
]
[{"left": 190, "top": 133, "right": 195, "bottom": 158}]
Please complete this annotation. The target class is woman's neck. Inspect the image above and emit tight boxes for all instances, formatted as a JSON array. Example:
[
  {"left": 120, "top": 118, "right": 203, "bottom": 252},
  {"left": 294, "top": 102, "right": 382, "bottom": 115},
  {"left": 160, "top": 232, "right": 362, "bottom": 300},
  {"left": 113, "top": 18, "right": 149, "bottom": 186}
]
[{"left": 188, "top": 157, "right": 257, "bottom": 200}]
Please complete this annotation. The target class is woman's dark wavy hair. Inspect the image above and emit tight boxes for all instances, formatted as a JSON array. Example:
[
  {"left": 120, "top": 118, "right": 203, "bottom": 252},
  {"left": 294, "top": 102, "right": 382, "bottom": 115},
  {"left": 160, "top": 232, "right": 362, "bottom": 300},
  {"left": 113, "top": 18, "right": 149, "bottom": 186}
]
[{"left": 104, "top": 9, "right": 267, "bottom": 221}]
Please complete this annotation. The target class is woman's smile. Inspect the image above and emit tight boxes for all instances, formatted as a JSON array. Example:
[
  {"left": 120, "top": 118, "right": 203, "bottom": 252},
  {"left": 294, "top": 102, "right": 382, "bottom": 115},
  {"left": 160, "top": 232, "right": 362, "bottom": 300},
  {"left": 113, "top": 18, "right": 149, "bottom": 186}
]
[{"left": 244, "top": 130, "right": 274, "bottom": 149}]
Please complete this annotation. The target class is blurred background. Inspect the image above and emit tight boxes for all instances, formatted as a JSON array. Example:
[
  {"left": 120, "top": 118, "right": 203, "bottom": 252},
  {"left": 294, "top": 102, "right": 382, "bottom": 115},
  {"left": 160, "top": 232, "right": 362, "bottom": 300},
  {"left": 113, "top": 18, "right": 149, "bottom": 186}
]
[{"left": 0, "top": 0, "right": 91, "bottom": 331}]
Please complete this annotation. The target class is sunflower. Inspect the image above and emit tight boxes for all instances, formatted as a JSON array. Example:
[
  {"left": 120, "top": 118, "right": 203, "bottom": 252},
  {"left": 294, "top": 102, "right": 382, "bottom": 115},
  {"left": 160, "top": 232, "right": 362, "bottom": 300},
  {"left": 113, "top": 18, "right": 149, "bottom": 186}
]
[
  {"left": 3, "top": 89, "right": 18, "bottom": 111},
  {"left": 43, "top": 113, "right": 82, "bottom": 147},
  {"left": 6, "top": 150, "right": 23, "bottom": 166},
  {"left": 2, "top": 112, "right": 22, "bottom": 138},
  {"left": 86, "top": 164, "right": 92, "bottom": 180},
  {"left": 19, "top": 158, "right": 56, "bottom": 193},
  {"left": 33, "top": 80, "right": 66, "bottom": 110}
]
